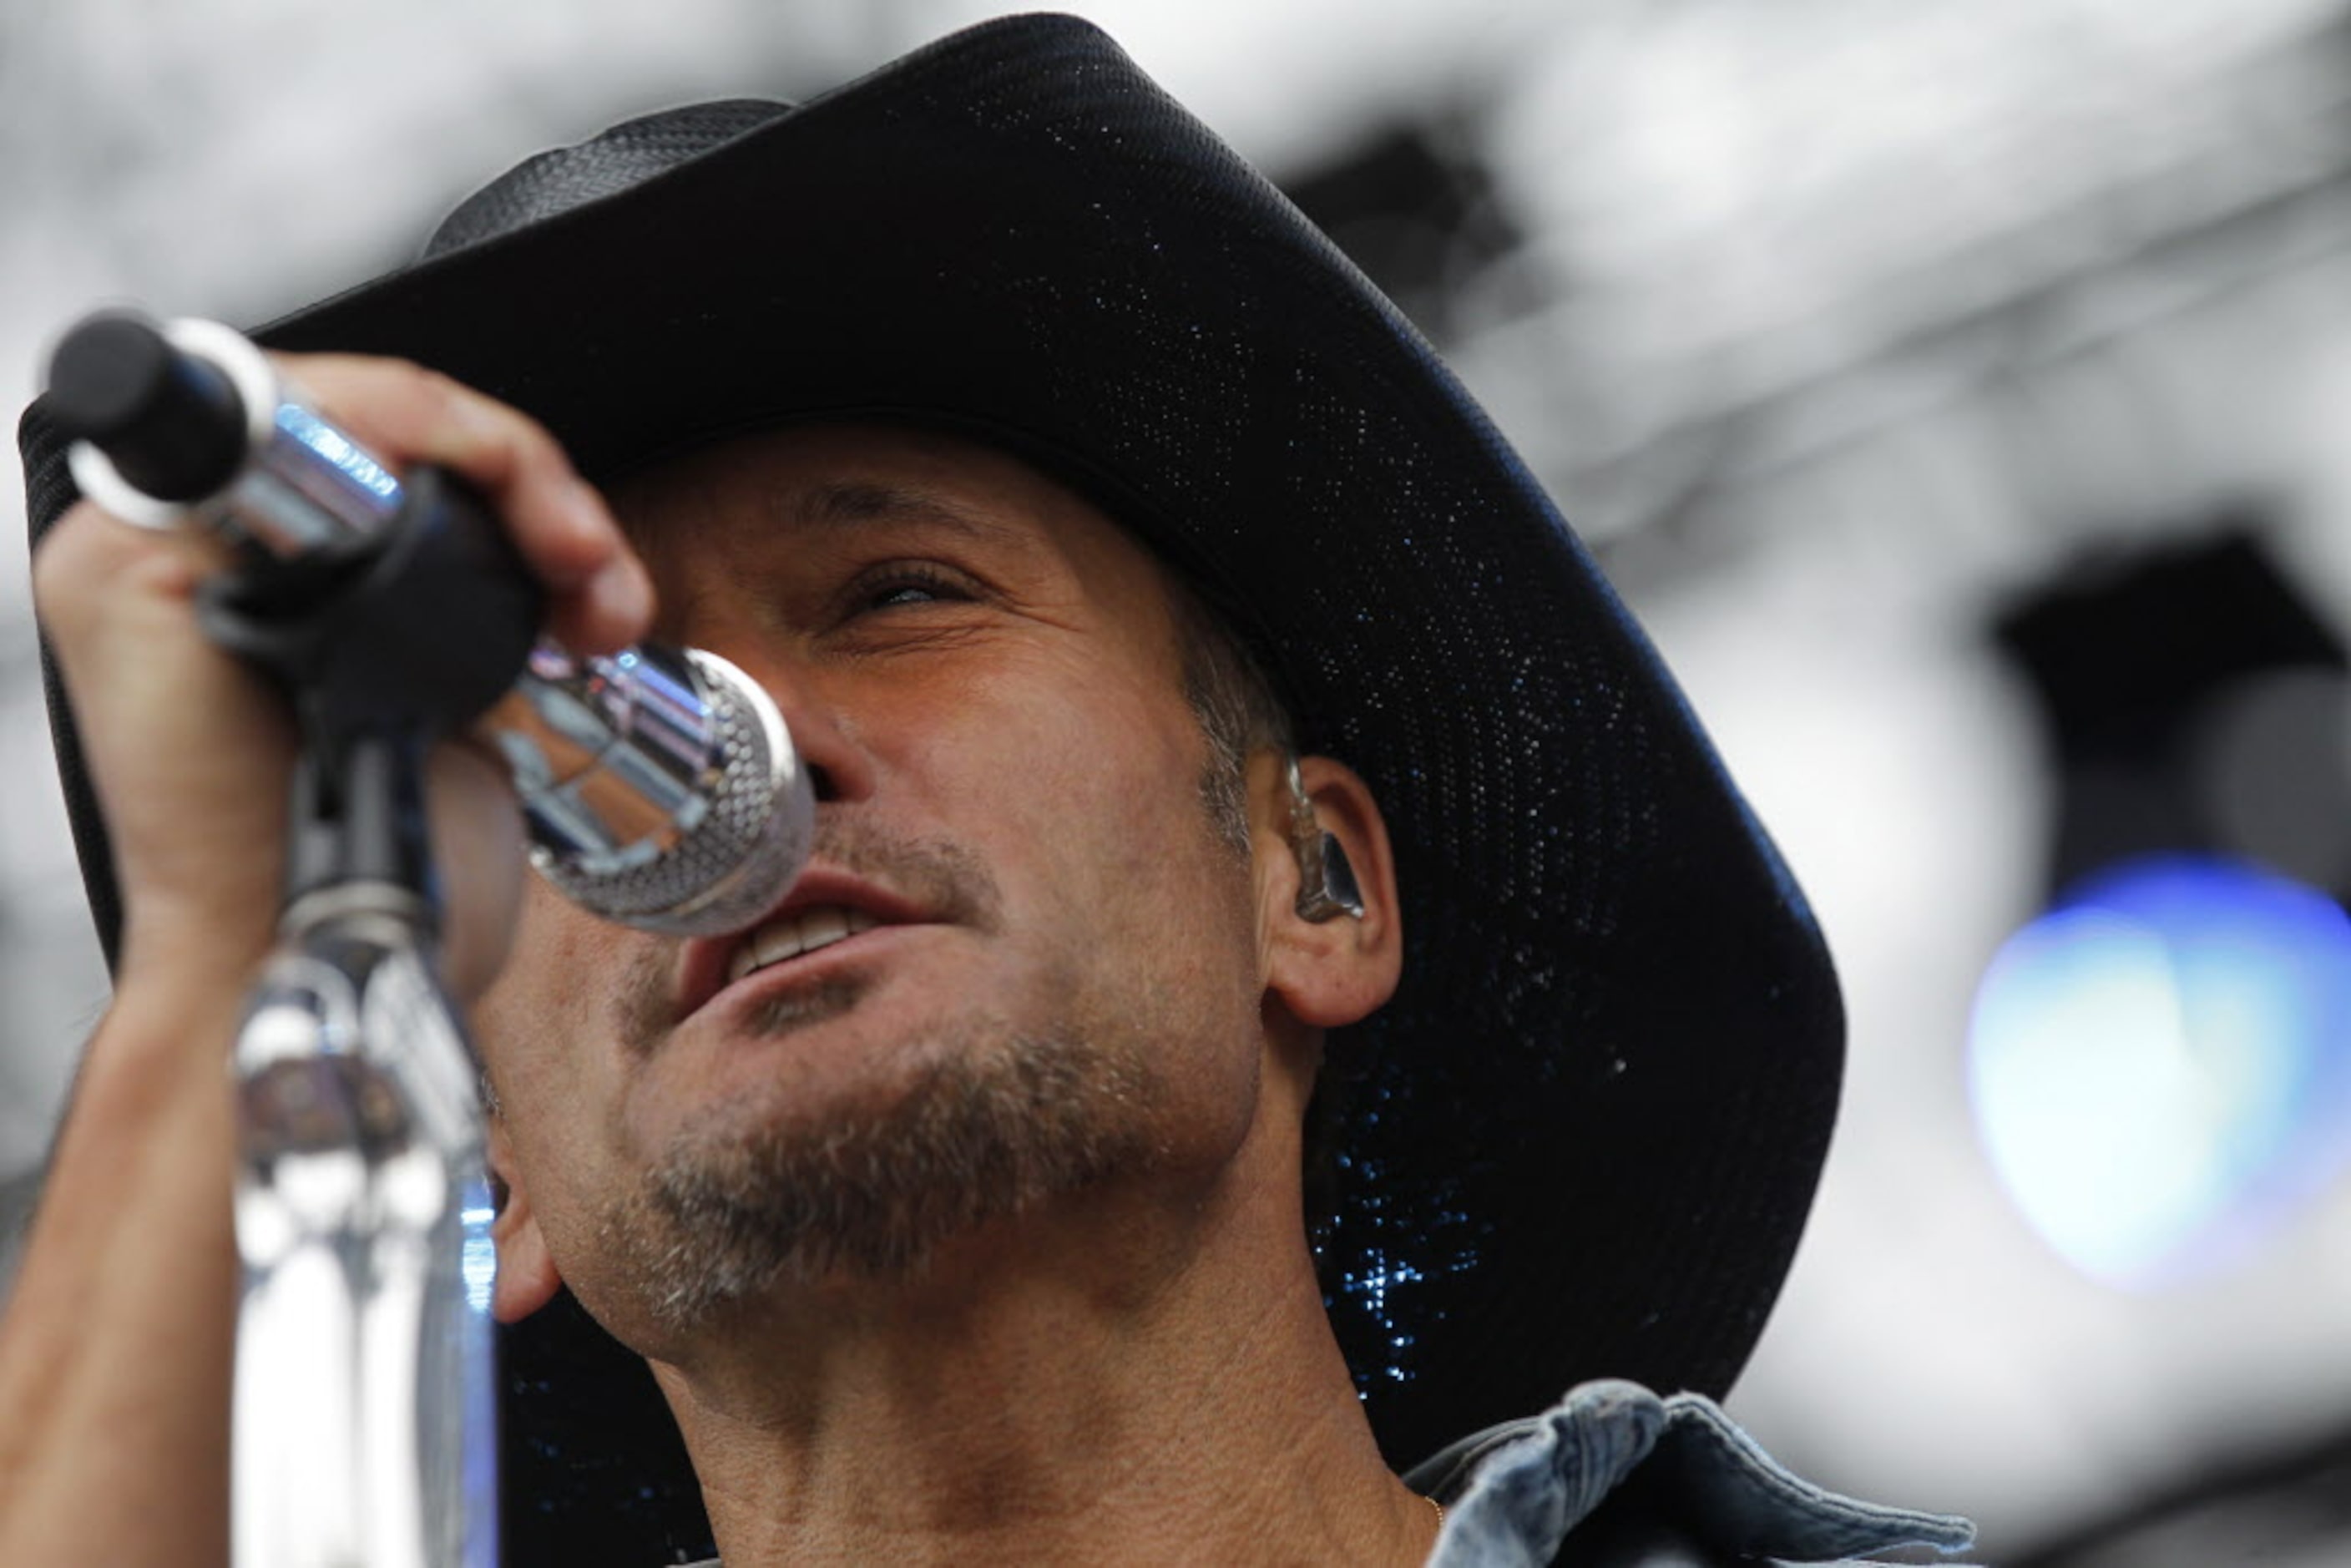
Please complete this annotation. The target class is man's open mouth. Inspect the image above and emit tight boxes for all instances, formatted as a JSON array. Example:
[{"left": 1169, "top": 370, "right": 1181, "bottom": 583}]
[
  {"left": 726, "top": 907, "right": 886, "bottom": 984},
  {"left": 674, "top": 855, "right": 985, "bottom": 1026}
]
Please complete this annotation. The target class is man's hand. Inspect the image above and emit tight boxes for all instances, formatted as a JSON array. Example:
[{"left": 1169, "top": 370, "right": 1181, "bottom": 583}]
[
  {"left": 33, "top": 352, "right": 654, "bottom": 992},
  {"left": 0, "top": 354, "right": 650, "bottom": 1561}
]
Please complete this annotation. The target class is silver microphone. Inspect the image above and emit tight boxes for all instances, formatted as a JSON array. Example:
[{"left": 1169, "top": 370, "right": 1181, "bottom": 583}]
[
  {"left": 488, "top": 641, "right": 812, "bottom": 936},
  {"left": 50, "top": 312, "right": 813, "bottom": 936}
]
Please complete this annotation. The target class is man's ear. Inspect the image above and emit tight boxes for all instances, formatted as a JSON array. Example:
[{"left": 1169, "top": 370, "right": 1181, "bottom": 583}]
[
  {"left": 1259, "top": 752, "right": 1403, "bottom": 1029},
  {"left": 486, "top": 1118, "right": 564, "bottom": 1325}
]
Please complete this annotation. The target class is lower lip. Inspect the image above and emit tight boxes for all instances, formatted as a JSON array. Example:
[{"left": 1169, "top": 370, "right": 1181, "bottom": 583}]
[{"left": 700, "top": 923, "right": 919, "bottom": 1018}]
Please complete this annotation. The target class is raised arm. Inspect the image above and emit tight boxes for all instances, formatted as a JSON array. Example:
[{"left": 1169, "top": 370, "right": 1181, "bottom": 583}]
[{"left": 0, "top": 355, "right": 650, "bottom": 1561}]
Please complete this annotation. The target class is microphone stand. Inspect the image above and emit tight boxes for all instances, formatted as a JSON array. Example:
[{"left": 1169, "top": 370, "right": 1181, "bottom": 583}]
[{"left": 230, "top": 731, "right": 498, "bottom": 1568}]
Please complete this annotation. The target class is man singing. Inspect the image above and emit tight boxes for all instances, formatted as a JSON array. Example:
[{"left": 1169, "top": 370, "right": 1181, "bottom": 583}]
[{"left": 3, "top": 15, "right": 1971, "bottom": 1565}]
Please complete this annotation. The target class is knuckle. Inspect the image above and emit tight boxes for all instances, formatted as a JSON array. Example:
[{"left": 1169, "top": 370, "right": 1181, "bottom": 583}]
[
  {"left": 424, "top": 372, "right": 556, "bottom": 472},
  {"left": 392, "top": 361, "right": 464, "bottom": 431},
  {"left": 477, "top": 396, "right": 561, "bottom": 471},
  {"left": 407, "top": 362, "right": 464, "bottom": 406}
]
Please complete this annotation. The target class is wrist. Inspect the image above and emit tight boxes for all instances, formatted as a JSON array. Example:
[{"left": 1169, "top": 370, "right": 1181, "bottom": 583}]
[{"left": 109, "top": 906, "right": 278, "bottom": 1034}]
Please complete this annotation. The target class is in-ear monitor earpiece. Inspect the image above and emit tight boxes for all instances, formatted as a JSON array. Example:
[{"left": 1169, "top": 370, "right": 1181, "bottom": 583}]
[{"left": 1286, "top": 756, "right": 1366, "bottom": 923}]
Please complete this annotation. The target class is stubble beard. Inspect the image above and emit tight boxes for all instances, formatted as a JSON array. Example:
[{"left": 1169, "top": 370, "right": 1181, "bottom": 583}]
[
  {"left": 593, "top": 827, "right": 1170, "bottom": 1338},
  {"left": 623, "top": 1006, "right": 1158, "bottom": 1334}
]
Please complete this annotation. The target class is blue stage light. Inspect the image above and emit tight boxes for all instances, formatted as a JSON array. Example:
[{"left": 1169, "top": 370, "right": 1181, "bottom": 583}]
[{"left": 1969, "top": 854, "right": 2351, "bottom": 1287}]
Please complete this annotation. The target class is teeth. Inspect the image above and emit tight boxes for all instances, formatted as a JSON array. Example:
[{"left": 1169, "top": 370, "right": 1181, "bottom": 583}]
[{"left": 726, "top": 907, "right": 883, "bottom": 984}]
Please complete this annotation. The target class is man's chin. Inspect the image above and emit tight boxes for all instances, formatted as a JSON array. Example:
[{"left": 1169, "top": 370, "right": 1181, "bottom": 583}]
[{"left": 599, "top": 1024, "right": 1157, "bottom": 1338}]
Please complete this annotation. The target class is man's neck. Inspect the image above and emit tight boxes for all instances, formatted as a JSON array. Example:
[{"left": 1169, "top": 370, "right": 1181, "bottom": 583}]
[{"left": 649, "top": 1156, "right": 1437, "bottom": 1565}]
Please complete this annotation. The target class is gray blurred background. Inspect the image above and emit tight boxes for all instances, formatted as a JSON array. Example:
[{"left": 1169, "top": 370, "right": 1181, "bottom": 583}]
[{"left": 7, "top": 2, "right": 2351, "bottom": 1560}]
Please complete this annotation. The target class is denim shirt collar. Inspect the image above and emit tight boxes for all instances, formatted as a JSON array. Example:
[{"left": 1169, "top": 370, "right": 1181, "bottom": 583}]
[{"left": 1404, "top": 1379, "right": 1976, "bottom": 1567}]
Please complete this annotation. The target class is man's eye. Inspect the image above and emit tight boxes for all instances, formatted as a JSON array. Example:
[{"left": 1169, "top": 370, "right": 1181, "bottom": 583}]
[{"left": 857, "top": 567, "right": 968, "bottom": 611}]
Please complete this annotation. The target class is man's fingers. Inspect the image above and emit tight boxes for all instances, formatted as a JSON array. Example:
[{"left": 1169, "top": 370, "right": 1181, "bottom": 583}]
[
  {"left": 33, "top": 498, "right": 213, "bottom": 643},
  {"left": 274, "top": 354, "right": 654, "bottom": 652}
]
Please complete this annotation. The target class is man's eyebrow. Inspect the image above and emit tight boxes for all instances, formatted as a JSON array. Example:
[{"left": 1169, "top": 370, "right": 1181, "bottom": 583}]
[{"left": 784, "top": 480, "right": 1019, "bottom": 543}]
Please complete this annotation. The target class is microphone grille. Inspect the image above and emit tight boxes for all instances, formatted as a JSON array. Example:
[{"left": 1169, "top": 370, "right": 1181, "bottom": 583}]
[{"left": 531, "top": 650, "right": 813, "bottom": 936}]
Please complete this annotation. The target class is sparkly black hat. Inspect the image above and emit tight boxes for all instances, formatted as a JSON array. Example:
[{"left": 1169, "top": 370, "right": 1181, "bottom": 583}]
[{"left": 21, "top": 14, "right": 1843, "bottom": 1564}]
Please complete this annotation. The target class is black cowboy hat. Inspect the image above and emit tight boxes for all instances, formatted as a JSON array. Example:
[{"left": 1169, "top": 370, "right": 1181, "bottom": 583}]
[{"left": 20, "top": 13, "right": 1843, "bottom": 1564}]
